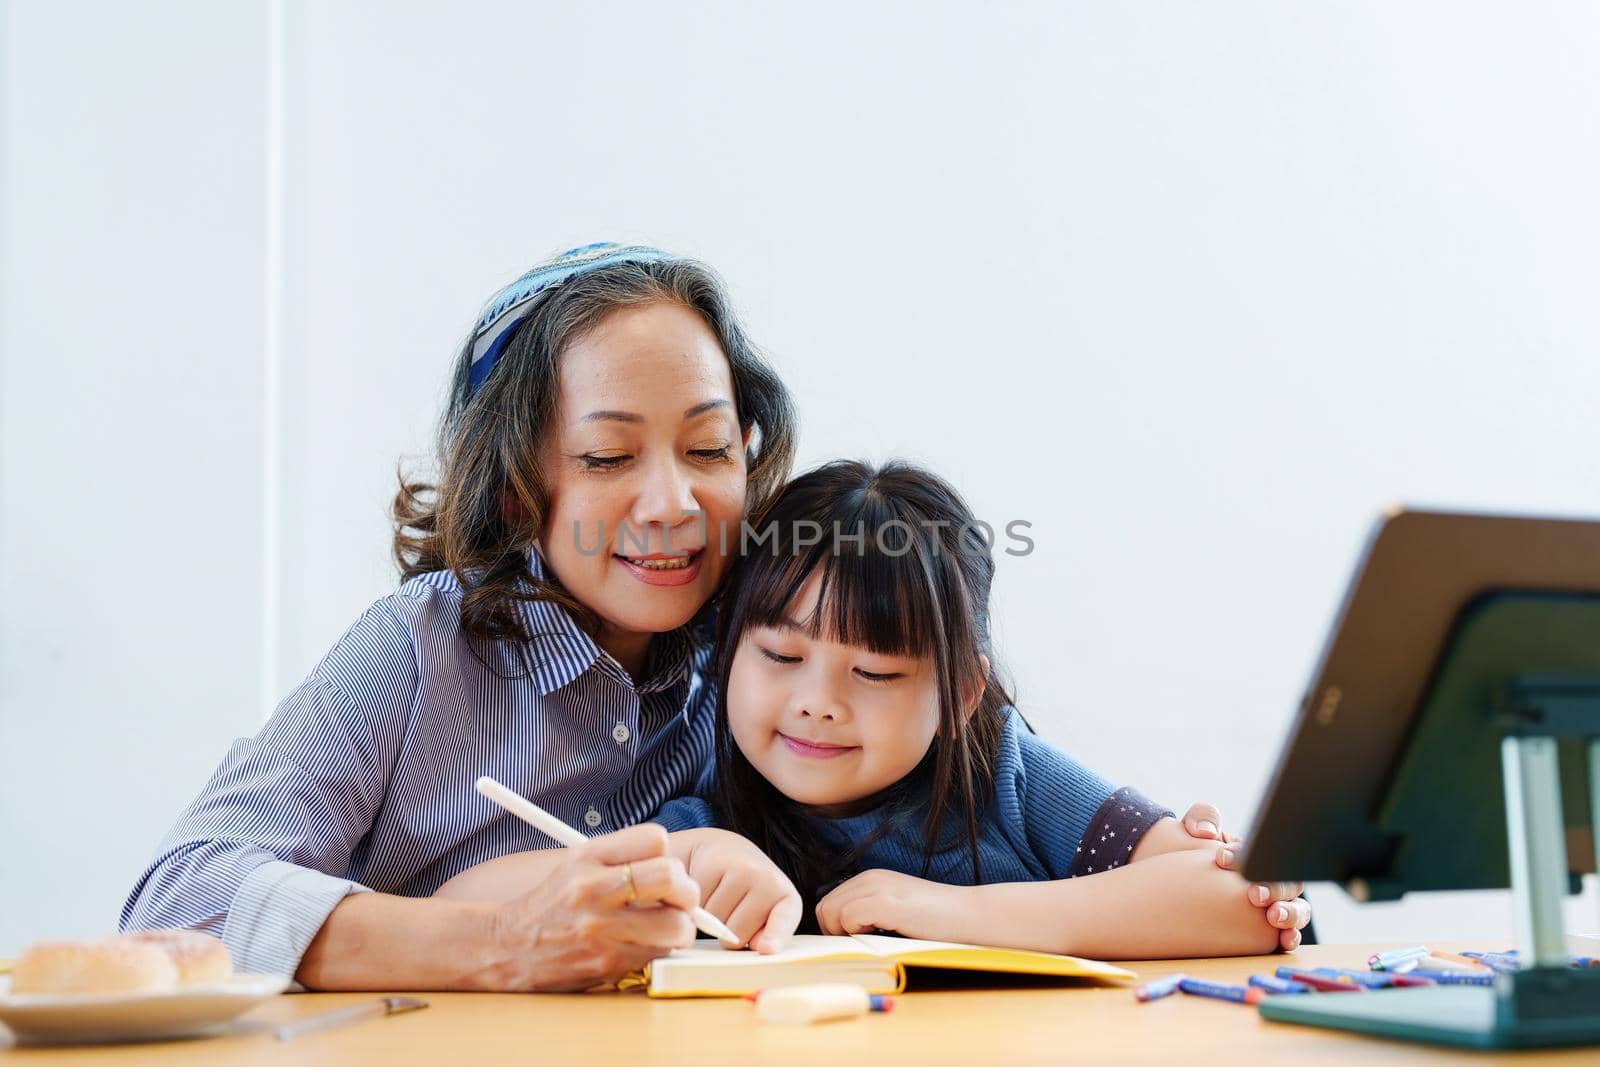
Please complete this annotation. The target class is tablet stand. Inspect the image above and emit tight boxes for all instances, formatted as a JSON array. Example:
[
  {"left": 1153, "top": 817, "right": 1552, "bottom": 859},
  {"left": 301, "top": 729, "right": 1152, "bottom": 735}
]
[{"left": 1258, "top": 595, "right": 1600, "bottom": 1049}]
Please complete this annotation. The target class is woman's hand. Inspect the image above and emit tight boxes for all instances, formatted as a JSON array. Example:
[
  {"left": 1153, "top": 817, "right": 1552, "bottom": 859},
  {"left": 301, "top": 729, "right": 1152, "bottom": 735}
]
[
  {"left": 814, "top": 870, "right": 969, "bottom": 942},
  {"left": 675, "top": 829, "right": 802, "bottom": 954},
  {"left": 478, "top": 823, "right": 702, "bottom": 991},
  {"left": 1177, "top": 801, "right": 1310, "bottom": 951}
]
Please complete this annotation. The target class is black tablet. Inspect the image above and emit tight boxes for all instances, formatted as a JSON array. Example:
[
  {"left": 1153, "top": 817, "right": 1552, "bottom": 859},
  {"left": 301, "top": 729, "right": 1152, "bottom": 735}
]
[{"left": 1240, "top": 507, "right": 1600, "bottom": 896}]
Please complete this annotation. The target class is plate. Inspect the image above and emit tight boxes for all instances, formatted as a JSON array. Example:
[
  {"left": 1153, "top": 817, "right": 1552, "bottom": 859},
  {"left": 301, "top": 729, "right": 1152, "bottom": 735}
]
[{"left": 0, "top": 974, "right": 290, "bottom": 1046}]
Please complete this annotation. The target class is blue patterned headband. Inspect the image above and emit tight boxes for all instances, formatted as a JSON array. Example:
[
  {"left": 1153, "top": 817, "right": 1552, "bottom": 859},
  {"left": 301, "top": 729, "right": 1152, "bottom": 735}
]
[{"left": 468, "top": 241, "right": 674, "bottom": 394}]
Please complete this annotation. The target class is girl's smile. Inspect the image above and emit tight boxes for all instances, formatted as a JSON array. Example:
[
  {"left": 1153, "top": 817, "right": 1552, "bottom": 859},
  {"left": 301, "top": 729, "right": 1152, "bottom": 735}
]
[{"left": 777, "top": 732, "right": 860, "bottom": 759}]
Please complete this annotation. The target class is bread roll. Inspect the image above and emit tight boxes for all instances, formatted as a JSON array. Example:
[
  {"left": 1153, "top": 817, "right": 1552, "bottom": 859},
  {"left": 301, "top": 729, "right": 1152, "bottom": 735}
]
[
  {"left": 120, "top": 930, "right": 233, "bottom": 987},
  {"left": 9, "top": 939, "right": 179, "bottom": 995}
]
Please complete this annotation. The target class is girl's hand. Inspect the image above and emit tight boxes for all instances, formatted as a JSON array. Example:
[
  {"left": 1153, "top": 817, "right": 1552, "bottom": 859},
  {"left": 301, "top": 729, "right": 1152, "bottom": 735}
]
[
  {"left": 482, "top": 823, "right": 702, "bottom": 991},
  {"left": 1179, "top": 801, "right": 1228, "bottom": 843},
  {"left": 1175, "top": 801, "right": 1310, "bottom": 951},
  {"left": 1217, "top": 845, "right": 1309, "bottom": 953},
  {"left": 677, "top": 829, "right": 802, "bottom": 954},
  {"left": 815, "top": 870, "right": 968, "bottom": 942}
]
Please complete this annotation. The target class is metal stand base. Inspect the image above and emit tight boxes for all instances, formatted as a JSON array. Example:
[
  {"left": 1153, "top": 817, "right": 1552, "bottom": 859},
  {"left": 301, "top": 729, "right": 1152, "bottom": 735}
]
[
  {"left": 1262, "top": 674, "right": 1600, "bottom": 1049},
  {"left": 1260, "top": 970, "right": 1600, "bottom": 1050}
]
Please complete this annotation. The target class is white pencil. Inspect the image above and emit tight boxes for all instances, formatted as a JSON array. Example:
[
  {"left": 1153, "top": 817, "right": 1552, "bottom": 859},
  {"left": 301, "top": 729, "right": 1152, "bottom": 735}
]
[{"left": 474, "top": 775, "right": 741, "bottom": 945}]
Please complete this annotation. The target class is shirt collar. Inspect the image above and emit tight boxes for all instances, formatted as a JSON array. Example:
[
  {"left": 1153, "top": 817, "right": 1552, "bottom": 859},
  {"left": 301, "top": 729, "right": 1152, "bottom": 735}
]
[{"left": 516, "top": 547, "right": 699, "bottom": 700}]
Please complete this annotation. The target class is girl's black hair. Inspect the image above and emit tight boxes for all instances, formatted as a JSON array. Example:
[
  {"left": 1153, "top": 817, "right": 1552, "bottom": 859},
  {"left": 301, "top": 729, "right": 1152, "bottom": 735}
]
[{"left": 709, "top": 459, "right": 1013, "bottom": 919}]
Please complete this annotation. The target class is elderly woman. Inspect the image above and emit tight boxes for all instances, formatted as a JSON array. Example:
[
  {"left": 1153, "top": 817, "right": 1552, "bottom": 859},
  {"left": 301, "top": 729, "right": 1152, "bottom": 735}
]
[{"left": 123, "top": 245, "right": 802, "bottom": 990}]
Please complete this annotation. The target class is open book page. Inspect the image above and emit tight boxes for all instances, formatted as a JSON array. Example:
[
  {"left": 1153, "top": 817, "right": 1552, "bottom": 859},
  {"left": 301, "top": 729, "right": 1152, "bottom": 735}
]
[
  {"left": 660, "top": 935, "right": 882, "bottom": 967},
  {"left": 644, "top": 934, "right": 1134, "bottom": 996},
  {"left": 851, "top": 934, "right": 1137, "bottom": 981},
  {"left": 849, "top": 934, "right": 977, "bottom": 957},
  {"left": 659, "top": 934, "right": 1132, "bottom": 978}
]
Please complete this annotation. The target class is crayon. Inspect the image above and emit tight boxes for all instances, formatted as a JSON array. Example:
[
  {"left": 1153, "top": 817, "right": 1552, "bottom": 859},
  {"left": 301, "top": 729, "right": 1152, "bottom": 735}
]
[
  {"left": 1467, "top": 949, "right": 1599, "bottom": 968},
  {"left": 1467, "top": 951, "right": 1596, "bottom": 970},
  {"left": 1248, "top": 974, "right": 1311, "bottom": 995},
  {"left": 1135, "top": 973, "right": 1186, "bottom": 1002},
  {"left": 1427, "top": 951, "right": 1493, "bottom": 971},
  {"left": 1273, "top": 967, "right": 1365, "bottom": 993},
  {"left": 1178, "top": 978, "right": 1264, "bottom": 1005},
  {"left": 1322, "top": 967, "right": 1436, "bottom": 989},
  {"left": 1407, "top": 969, "right": 1496, "bottom": 986},
  {"left": 1472, "top": 954, "right": 1522, "bottom": 973},
  {"left": 1368, "top": 945, "right": 1429, "bottom": 971}
]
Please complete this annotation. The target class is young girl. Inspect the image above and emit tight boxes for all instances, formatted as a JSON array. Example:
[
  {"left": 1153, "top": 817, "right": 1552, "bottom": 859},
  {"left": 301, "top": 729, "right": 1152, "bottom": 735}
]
[{"left": 646, "top": 459, "right": 1312, "bottom": 959}]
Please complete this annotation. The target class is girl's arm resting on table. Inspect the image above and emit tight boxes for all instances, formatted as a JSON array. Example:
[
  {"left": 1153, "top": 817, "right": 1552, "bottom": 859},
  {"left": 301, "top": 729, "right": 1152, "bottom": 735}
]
[
  {"left": 816, "top": 849, "right": 1282, "bottom": 959},
  {"left": 1130, "top": 812, "right": 1309, "bottom": 951},
  {"left": 970, "top": 849, "right": 1283, "bottom": 958},
  {"left": 1128, "top": 814, "right": 1217, "bottom": 860}
]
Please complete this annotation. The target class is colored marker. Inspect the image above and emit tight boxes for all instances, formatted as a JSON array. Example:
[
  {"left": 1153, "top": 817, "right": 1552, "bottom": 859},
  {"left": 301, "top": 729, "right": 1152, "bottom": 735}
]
[
  {"left": 1292, "top": 967, "right": 1387, "bottom": 989},
  {"left": 745, "top": 985, "right": 894, "bottom": 1025},
  {"left": 1315, "top": 966, "right": 1434, "bottom": 989},
  {"left": 1273, "top": 967, "right": 1364, "bottom": 993},
  {"left": 1407, "top": 969, "right": 1496, "bottom": 986},
  {"left": 1135, "top": 973, "right": 1186, "bottom": 1002},
  {"left": 1369, "top": 945, "right": 1429, "bottom": 971},
  {"left": 1178, "top": 978, "right": 1264, "bottom": 1005},
  {"left": 1464, "top": 950, "right": 1596, "bottom": 970},
  {"left": 1465, "top": 950, "right": 1593, "bottom": 970},
  {"left": 1427, "top": 951, "right": 1493, "bottom": 971},
  {"left": 1248, "top": 974, "right": 1311, "bottom": 995},
  {"left": 1311, "top": 968, "right": 1433, "bottom": 989},
  {"left": 1471, "top": 953, "right": 1522, "bottom": 973}
]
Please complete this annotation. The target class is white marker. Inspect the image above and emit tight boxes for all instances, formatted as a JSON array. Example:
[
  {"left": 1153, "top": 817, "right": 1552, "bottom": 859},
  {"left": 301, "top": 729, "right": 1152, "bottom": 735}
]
[
  {"left": 474, "top": 775, "right": 741, "bottom": 945},
  {"left": 750, "top": 983, "right": 895, "bottom": 1025}
]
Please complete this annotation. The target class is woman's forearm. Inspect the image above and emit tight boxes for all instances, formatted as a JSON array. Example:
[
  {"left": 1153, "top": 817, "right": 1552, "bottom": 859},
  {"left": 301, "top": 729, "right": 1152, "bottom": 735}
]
[
  {"left": 295, "top": 892, "right": 503, "bottom": 990},
  {"left": 434, "top": 848, "right": 569, "bottom": 901},
  {"left": 434, "top": 830, "right": 719, "bottom": 902},
  {"left": 964, "top": 849, "right": 1281, "bottom": 959}
]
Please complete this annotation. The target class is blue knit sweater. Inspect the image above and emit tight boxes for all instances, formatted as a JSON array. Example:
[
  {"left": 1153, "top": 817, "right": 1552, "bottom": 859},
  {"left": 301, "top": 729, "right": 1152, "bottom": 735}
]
[{"left": 652, "top": 708, "right": 1171, "bottom": 885}]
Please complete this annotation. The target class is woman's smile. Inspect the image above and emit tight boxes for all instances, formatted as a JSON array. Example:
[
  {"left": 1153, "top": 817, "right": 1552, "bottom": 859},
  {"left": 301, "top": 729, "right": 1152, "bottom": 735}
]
[{"left": 616, "top": 548, "right": 704, "bottom": 586}]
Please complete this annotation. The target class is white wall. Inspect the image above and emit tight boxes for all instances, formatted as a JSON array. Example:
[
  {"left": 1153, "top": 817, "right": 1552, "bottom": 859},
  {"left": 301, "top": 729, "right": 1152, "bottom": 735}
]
[
  {"left": 3, "top": 0, "right": 1598, "bottom": 955},
  {"left": 0, "top": 0, "right": 268, "bottom": 948}
]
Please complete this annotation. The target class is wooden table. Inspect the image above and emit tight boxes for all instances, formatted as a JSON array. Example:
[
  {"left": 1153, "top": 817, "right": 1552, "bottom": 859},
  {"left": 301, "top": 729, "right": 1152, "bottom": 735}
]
[{"left": 4, "top": 944, "right": 1597, "bottom": 1065}]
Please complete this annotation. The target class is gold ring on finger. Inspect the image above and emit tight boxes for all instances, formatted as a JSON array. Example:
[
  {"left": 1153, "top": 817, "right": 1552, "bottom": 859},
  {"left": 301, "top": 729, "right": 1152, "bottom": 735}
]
[{"left": 620, "top": 863, "right": 637, "bottom": 904}]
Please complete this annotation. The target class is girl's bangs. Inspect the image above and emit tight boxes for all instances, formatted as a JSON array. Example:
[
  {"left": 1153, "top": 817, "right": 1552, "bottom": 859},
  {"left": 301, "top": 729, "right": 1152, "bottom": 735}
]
[{"left": 740, "top": 523, "right": 945, "bottom": 661}]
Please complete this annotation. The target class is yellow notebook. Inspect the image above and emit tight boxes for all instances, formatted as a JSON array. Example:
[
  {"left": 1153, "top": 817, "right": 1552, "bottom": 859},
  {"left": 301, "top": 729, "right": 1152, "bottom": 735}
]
[{"left": 640, "top": 935, "right": 1137, "bottom": 998}]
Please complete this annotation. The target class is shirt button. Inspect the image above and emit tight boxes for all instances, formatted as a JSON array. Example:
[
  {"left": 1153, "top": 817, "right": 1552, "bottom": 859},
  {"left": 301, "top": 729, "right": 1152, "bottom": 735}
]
[
  {"left": 612, "top": 722, "right": 631, "bottom": 744},
  {"left": 583, "top": 807, "right": 603, "bottom": 829}
]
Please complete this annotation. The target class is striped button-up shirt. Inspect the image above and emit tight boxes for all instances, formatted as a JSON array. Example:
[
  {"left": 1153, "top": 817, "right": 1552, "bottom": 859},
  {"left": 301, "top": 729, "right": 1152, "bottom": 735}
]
[{"left": 120, "top": 551, "right": 716, "bottom": 977}]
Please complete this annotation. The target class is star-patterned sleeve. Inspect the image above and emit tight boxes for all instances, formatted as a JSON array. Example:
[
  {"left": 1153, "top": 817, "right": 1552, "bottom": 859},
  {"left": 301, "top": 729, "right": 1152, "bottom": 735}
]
[
  {"left": 1001, "top": 713, "right": 1175, "bottom": 880},
  {"left": 1064, "top": 786, "right": 1175, "bottom": 878}
]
